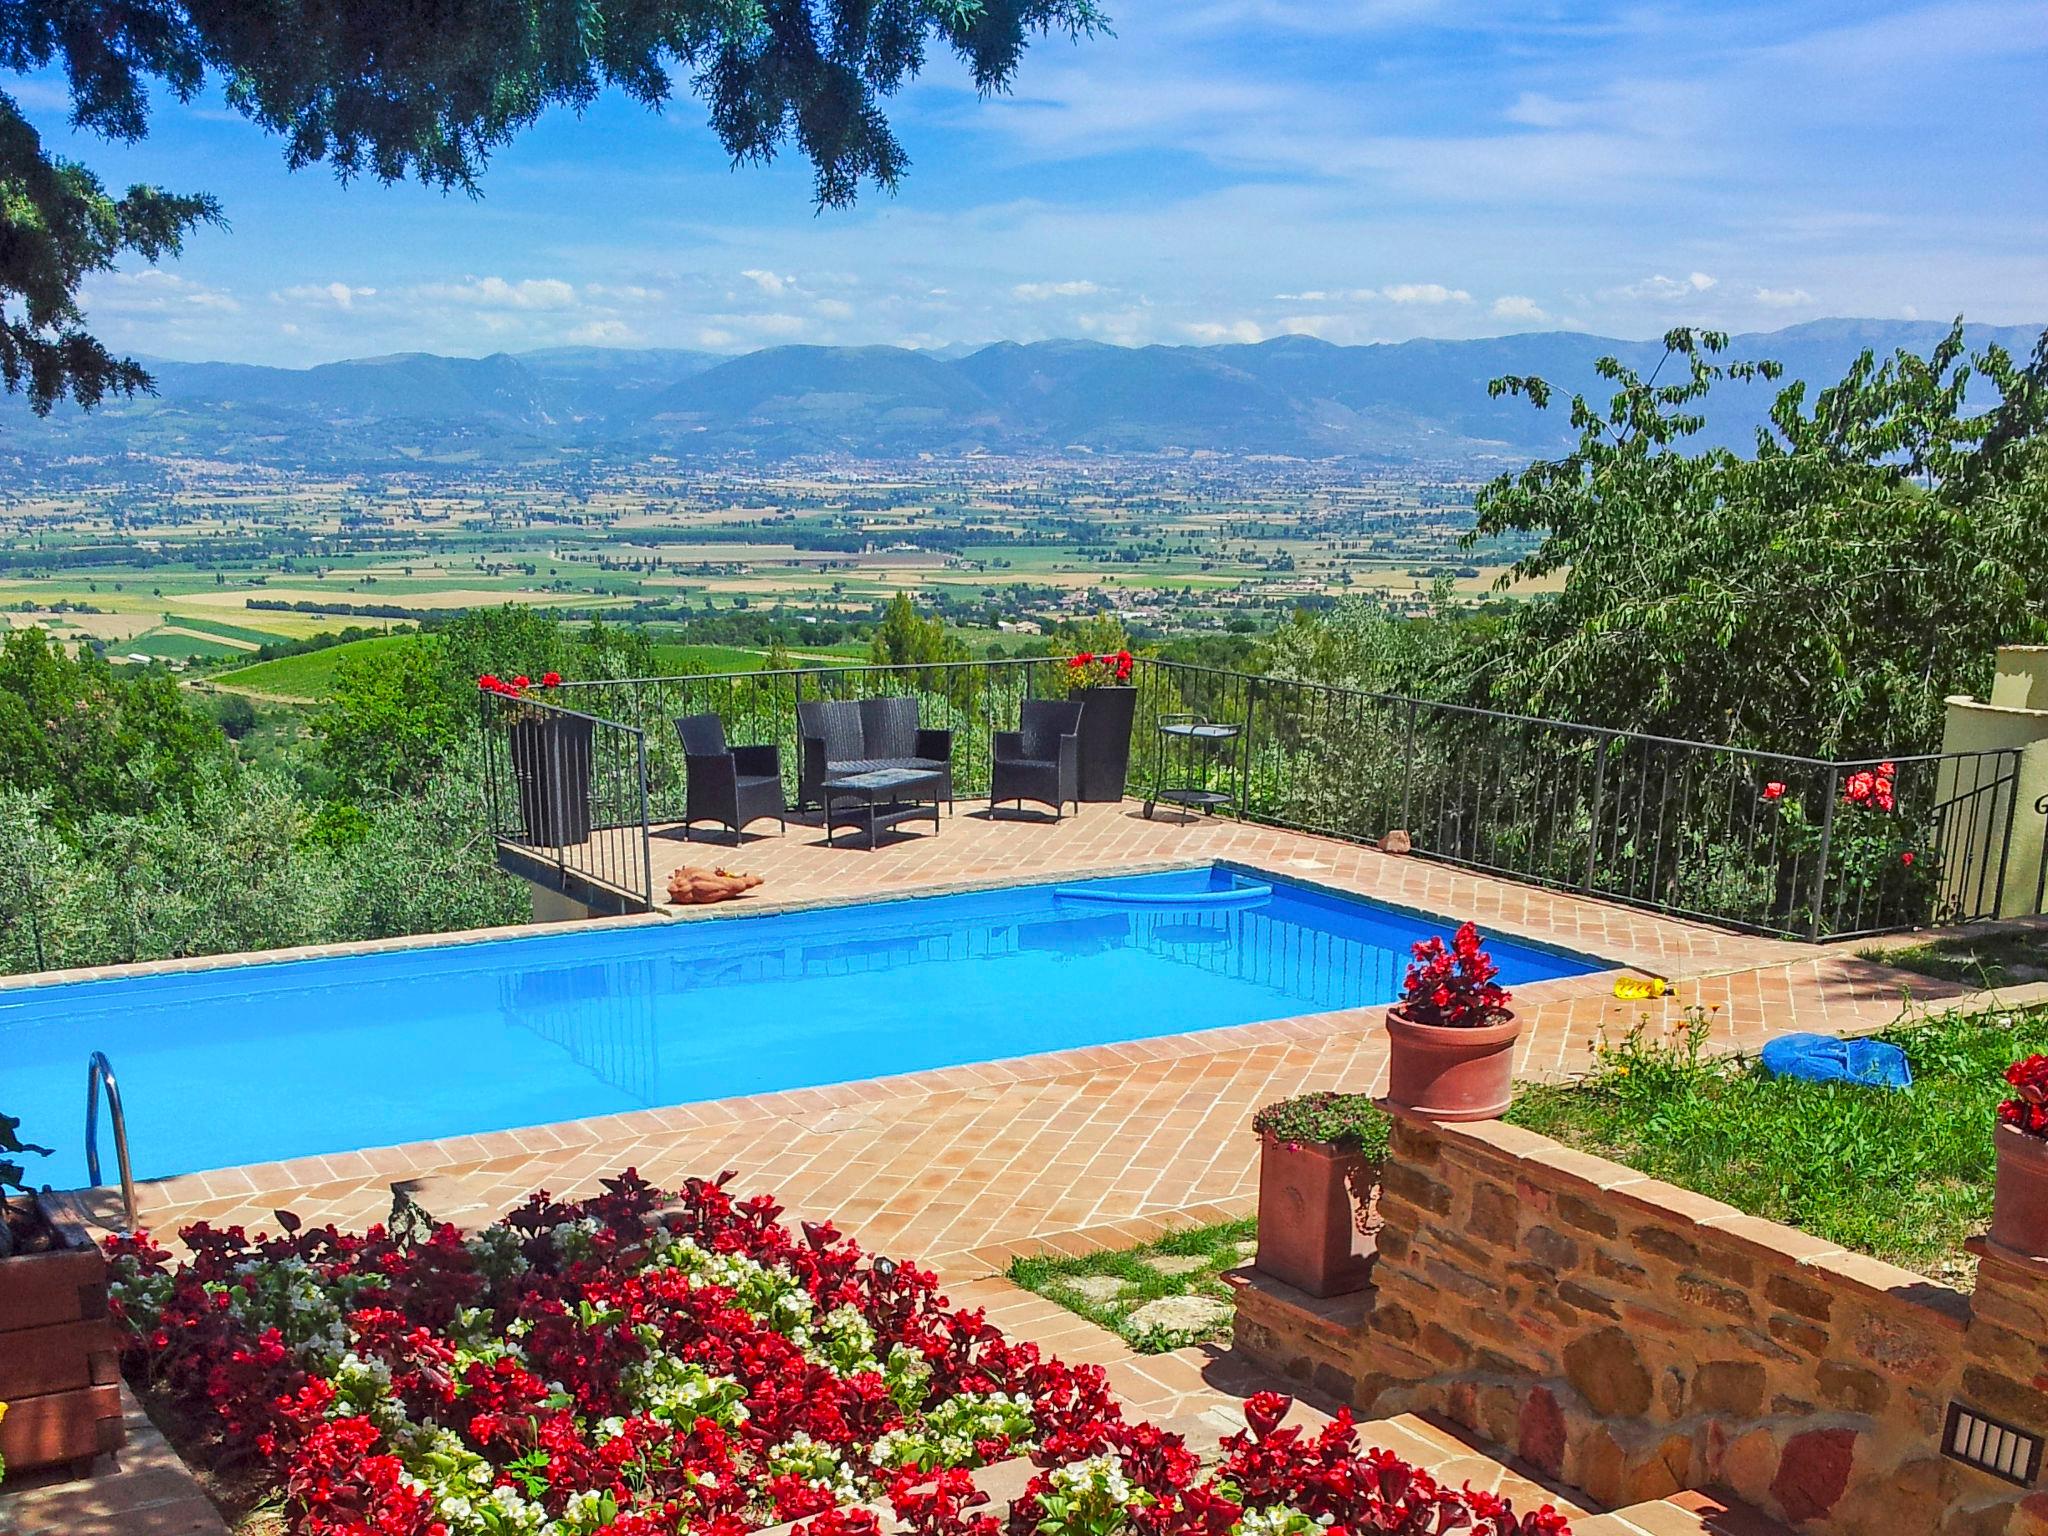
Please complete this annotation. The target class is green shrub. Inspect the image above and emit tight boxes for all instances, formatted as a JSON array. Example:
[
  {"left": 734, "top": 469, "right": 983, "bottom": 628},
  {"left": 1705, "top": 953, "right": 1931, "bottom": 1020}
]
[{"left": 1251, "top": 1091, "right": 1390, "bottom": 1161}]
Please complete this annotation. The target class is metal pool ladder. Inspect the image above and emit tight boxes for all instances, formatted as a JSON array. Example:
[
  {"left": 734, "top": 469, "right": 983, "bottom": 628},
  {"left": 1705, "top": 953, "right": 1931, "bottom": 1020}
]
[{"left": 85, "top": 1050, "right": 137, "bottom": 1232}]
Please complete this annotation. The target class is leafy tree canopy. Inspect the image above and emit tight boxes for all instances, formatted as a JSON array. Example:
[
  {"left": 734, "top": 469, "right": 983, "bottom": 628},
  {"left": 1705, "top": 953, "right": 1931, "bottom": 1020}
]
[
  {"left": 0, "top": 625, "right": 230, "bottom": 822},
  {"left": 1462, "top": 322, "right": 2048, "bottom": 758},
  {"left": 868, "top": 591, "right": 968, "bottom": 667},
  {"left": 0, "top": 0, "right": 1104, "bottom": 412}
]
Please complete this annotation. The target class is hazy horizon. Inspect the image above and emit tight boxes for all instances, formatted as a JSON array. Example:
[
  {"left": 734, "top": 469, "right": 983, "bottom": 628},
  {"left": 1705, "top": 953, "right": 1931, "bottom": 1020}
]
[{"left": 123, "top": 315, "right": 2046, "bottom": 374}]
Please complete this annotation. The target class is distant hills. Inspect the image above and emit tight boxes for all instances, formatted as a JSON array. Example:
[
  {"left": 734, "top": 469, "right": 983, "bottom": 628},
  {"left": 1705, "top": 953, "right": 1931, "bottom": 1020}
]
[{"left": 2, "top": 320, "right": 2039, "bottom": 473}]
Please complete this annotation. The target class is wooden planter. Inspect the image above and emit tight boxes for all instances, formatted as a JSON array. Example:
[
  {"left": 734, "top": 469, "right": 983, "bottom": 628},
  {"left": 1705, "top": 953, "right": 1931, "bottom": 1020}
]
[
  {"left": 0, "top": 1199, "right": 124, "bottom": 1477},
  {"left": 1253, "top": 1133, "right": 1381, "bottom": 1297},
  {"left": 1384, "top": 1004, "right": 1522, "bottom": 1122},
  {"left": 1990, "top": 1122, "right": 2048, "bottom": 1258},
  {"left": 1074, "top": 685, "right": 1137, "bottom": 802}
]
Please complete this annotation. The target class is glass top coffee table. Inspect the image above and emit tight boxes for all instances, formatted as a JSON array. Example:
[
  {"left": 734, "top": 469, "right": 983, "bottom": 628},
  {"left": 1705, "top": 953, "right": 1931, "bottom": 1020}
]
[{"left": 821, "top": 768, "right": 946, "bottom": 848}]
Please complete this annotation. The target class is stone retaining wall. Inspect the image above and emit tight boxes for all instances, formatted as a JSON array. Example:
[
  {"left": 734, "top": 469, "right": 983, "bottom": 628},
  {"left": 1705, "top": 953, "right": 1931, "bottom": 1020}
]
[{"left": 1240, "top": 1115, "right": 2048, "bottom": 1535}]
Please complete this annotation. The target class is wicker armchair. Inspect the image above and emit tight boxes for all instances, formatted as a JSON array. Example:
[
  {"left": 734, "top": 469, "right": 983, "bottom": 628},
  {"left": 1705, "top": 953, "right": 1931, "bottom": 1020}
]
[
  {"left": 675, "top": 713, "right": 787, "bottom": 842},
  {"left": 991, "top": 699, "right": 1084, "bottom": 818}
]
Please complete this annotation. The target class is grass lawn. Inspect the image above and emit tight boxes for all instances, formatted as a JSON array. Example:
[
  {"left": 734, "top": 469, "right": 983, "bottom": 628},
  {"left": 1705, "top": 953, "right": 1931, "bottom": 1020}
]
[
  {"left": 647, "top": 641, "right": 771, "bottom": 674},
  {"left": 1009, "top": 1218, "right": 1256, "bottom": 1353},
  {"left": 1860, "top": 929, "right": 2048, "bottom": 989},
  {"left": 1508, "top": 1003, "right": 2048, "bottom": 1285},
  {"left": 214, "top": 632, "right": 423, "bottom": 698}
]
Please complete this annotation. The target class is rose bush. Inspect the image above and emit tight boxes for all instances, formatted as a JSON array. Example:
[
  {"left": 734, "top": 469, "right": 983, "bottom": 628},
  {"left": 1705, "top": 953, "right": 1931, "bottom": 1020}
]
[{"left": 108, "top": 1174, "right": 1568, "bottom": 1536}]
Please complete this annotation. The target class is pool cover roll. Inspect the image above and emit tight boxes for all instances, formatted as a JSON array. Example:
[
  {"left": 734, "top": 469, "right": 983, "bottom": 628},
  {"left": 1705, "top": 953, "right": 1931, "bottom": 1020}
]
[{"left": 1758, "top": 1032, "right": 1913, "bottom": 1089}]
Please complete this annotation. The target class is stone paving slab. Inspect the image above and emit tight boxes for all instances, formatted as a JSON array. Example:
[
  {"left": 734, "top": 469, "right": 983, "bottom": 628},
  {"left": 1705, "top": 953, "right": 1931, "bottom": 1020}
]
[{"left": 0, "top": 1385, "right": 226, "bottom": 1536}]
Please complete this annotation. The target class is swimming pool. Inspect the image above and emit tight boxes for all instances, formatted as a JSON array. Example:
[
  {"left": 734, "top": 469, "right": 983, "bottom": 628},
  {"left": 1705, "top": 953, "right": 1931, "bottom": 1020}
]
[{"left": 2, "top": 865, "right": 1603, "bottom": 1189}]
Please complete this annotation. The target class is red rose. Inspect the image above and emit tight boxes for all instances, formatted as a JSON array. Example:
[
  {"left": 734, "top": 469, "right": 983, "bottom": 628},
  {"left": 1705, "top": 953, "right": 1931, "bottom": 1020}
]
[
  {"left": 1900, "top": 851, "right": 1914, "bottom": 866},
  {"left": 541, "top": 671, "right": 562, "bottom": 688},
  {"left": 1762, "top": 781, "right": 1785, "bottom": 800}
]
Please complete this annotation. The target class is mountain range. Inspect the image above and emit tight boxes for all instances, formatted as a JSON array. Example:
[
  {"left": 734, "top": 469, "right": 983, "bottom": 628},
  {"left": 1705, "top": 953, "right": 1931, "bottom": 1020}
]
[{"left": 1, "top": 320, "right": 2038, "bottom": 473}]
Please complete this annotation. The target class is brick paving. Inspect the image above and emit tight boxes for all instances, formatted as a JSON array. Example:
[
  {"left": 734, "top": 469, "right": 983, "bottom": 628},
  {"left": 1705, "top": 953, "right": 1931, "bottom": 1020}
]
[
  {"left": 22, "top": 799, "right": 1946, "bottom": 1531},
  {"left": 62, "top": 800, "right": 1984, "bottom": 1272}
]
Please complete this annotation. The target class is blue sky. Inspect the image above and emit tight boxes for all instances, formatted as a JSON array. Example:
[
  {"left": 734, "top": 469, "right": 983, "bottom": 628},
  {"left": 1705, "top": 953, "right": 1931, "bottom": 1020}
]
[{"left": 13, "top": 0, "right": 2048, "bottom": 366}]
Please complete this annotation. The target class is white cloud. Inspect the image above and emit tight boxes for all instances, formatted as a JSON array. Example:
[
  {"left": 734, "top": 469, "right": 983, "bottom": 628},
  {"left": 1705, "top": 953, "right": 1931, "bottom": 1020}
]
[
  {"left": 1379, "top": 282, "right": 1471, "bottom": 305},
  {"left": 813, "top": 297, "right": 855, "bottom": 319},
  {"left": 740, "top": 269, "right": 795, "bottom": 296},
  {"left": 1491, "top": 295, "right": 1548, "bottom": 322},
  {"left": 414, "top": 276, "right": 578, "bottom": 311},
  {"left": 273, "top": 282, "right": 376, "bottom": 310},
  {"left": 1616, "top": 271, "right": 1719, "bottom": 301},
  {"left": 1012, "top": 279, "right": 1102, "bottom": 301},
  {"left": 1754, "top": 286, "right": 1815, "bottom": 308},
  {"left": 1076, "top": 307, "right": 1152, "bottom": 343},
  {"left": 81, "top": 270, "right": 241, "bottom": 315},
  {"left": 707, "top": 311, "right": 809, "bottom": 338},
  {"left": 568, "top": 320, "right": 636, "bottom": 344},
  {"left": 1182, "top": 319, "right": 1266, "bottom": 343},
  {"left": 695, "top": 327, "right": 736, "bottom": 348},
  {"left": 584, "top": 283, "right": 664, "bottom": 305}
]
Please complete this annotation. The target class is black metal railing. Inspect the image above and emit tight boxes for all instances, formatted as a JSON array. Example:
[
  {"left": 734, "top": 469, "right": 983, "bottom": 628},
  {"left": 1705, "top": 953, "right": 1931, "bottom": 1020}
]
[
  {"left": 1133, "top": 659, "right": 2024, "bottom": 940},
  {"left": 486, "top": 656, "right": 2026, "bottom": 938},
  {"left": 557, "top": 658, "right": 1076, "bottom": 822},
  {"left": 479, "top": 689, "right": 653, "bottom": 909}
]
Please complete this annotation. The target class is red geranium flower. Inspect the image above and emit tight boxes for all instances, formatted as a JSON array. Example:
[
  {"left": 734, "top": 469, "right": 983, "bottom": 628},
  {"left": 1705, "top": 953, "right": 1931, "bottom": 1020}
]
[{"left": 2001, "top": 1055, "right": 2048, "bottom": 1139}]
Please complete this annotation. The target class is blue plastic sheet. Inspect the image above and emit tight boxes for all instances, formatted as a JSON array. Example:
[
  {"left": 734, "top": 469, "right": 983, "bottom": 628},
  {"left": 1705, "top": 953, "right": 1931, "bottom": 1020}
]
[{"left": 1758, "top": 1033, "right": 1912, "bottom": 1089}]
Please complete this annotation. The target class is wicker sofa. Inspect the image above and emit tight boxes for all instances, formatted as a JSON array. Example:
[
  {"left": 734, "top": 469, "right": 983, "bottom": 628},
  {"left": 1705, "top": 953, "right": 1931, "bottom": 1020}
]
[{"left": 796, "top": 697, "right": 954, "bottom": 811}]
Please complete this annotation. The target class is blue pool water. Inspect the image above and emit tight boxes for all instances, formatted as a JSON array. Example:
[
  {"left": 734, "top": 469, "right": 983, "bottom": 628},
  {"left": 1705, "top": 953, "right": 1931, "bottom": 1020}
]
[{"left": 1, "top": 866, "right": 1601, "bottom": 1189}]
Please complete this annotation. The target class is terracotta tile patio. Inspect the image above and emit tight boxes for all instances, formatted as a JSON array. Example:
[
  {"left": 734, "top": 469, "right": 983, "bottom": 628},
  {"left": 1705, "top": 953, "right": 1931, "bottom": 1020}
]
[{"left": 55, "top": 800, "right": 1988, "bottom": 1277}]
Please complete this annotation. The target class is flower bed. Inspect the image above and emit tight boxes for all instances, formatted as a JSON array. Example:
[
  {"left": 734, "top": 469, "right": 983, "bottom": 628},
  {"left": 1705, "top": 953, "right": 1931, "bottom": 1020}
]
[{"left": 106, "top": 1171, "right": 1569, "bottom": 1536}]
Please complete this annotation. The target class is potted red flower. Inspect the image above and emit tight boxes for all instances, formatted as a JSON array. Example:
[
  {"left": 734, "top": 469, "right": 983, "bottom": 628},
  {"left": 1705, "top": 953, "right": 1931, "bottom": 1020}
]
[
  {"left": 1066, "top": 649, "right": 1138, "bottom": 803},
  {"left": 1383, "top": 921, "right": 1520, "bottom": 1121},
  {"left": 479, "top": 671, "right": 592, "bottom": 846},
  {"left": 1991, "top": 1053, "right": 2048, "bottom": 1256},
  {"left": 1250, "top": 1093, "right": 1388, "bottom": 1297}
]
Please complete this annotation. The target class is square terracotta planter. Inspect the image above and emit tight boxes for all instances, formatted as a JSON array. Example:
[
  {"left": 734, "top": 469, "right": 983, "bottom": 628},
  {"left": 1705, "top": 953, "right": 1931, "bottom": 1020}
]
[
  {"left": 0, "top": 1197, "right": 125, "bottom": 1477},
  {"left": 1990, "top": 1121, "right": 2048, "bottom": 1258},
  {"left": 1253, "top": 1133, "right": 1381, "bottom": 1298}
]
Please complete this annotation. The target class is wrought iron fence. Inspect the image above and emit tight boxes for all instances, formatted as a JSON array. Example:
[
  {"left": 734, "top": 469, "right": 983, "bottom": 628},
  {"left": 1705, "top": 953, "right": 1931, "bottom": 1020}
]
[
  {"left": 1133, "top": 659, "right": 2023, "bottom": 940},
  {"left": 487, "top": 656, "right": 2025, "bottom": 938},
  {"left": 479, "top": 689, "right": 652, "bottom": 909}
]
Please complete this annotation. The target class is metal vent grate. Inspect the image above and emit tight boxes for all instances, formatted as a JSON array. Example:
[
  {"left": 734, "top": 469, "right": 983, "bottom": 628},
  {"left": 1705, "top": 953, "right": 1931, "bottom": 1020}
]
[{"left": 1944, "top": 1402, "right": 2043, "bottom": 1486}]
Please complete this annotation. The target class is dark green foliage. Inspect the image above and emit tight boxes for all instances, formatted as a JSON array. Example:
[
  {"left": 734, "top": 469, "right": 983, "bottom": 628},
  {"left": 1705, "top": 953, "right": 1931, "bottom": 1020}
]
[
  {"left": 309, "top": 606, "right": 660, "bottom": 797},
  {"left": 1, "top": 1109, "right": 54, "bottom": 1194},
  {"left": 0, "top": 0, "right": 1103, "bottom": 411},
  {"left": 211, "top": 690, "right": 258, "bottom": 739},
  {"left": 1250, "top": 1091, "right": 1391, "bottom": 1161},
  {"left": 1509, "top": 1003, "right": 2048, "bottom": 1277},
  {"left": 315, "top": 637, "right": 467, "bottom": 796},
  {"left": 0, "top": 626, "right": 230, "bottom": 822},
  {"left": 1464, "top": 323, "right": 2048, "bottom": 756}
]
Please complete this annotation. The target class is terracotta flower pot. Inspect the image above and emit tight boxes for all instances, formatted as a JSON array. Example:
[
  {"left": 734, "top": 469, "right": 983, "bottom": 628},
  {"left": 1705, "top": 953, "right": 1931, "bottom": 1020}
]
[
  {"left": 1253, "top": 1133, "right": 1380, "bottom": 1297},
  {"left": 1990, "top": 1121, "right": 2048, "bottom": 1257},
  {"left": 1383, "top": 1004, "right": 1522, "bottom": 1122}
]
